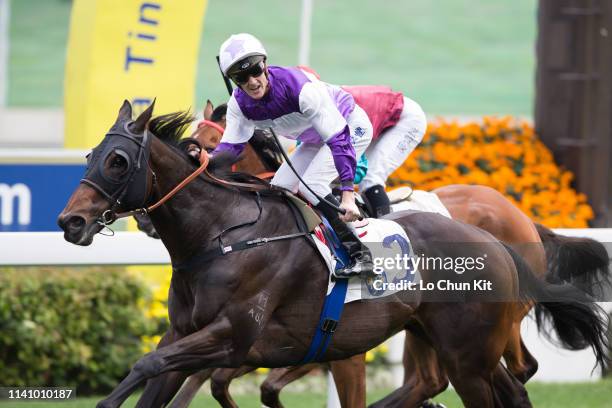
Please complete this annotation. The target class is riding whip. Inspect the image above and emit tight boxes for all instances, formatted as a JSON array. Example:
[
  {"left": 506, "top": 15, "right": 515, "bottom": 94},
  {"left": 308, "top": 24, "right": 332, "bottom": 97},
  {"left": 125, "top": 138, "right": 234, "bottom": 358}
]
[{"left": 266, "top": 127, "right": 346, "bottom": 215}]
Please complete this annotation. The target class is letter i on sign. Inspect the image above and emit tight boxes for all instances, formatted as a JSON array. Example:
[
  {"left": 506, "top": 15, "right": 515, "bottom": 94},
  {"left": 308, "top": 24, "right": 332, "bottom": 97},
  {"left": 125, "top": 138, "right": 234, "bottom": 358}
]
[{"left": 124, "top": 2, "right": 161, "bottom": 71}]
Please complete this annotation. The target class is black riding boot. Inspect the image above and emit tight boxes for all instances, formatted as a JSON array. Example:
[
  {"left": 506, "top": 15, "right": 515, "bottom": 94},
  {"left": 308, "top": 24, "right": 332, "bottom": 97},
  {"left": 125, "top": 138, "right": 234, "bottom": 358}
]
[
  {"left": 364, "top": 185, "right": 391, "bottom": 218},
  {"left": 315, "top": 194, "right": 374, "bottom": 279}
]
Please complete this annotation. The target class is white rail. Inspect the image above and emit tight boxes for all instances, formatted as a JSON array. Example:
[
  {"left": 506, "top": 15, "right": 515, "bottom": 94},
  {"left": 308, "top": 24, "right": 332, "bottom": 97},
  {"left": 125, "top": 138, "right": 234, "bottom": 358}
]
[
  {"left": 0, "top": 231, "right": 168, "bottom": 266},
  {"left": 1, "top": 229, "right": 609, "bottom": 266}
]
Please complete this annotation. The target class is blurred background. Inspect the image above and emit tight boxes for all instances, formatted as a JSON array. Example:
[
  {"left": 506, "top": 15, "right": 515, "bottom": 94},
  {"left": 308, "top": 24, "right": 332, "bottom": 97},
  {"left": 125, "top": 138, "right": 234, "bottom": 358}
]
[
  {"left": 4, "top": 0, "right": 536, "bottom": 113},
  {"left": 0, "top": 1, "right": 611, "bottom": 407}
]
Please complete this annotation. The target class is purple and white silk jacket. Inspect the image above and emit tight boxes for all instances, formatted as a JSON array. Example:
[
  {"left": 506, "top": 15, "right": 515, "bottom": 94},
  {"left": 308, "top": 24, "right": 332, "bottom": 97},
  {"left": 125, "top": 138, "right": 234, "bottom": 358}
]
[{"left": 213, "top": 66, "right": 357, "bottom": 187}]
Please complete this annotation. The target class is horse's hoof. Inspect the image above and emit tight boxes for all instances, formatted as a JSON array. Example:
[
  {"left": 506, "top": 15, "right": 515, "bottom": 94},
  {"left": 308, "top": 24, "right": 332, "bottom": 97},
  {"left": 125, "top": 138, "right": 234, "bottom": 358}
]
[
  {"left": 421, "top": 400, "right": 447, "bottom": 408},
  {"left": 96, "top": 400, "right": 114, "bottom": 408}
]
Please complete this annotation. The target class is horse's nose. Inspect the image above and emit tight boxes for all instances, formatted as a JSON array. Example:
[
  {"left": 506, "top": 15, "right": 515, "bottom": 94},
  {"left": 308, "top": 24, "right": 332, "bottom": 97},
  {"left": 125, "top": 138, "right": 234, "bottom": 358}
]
[{"left": 57, "top": 213, "right": 86, "bottom": 235}]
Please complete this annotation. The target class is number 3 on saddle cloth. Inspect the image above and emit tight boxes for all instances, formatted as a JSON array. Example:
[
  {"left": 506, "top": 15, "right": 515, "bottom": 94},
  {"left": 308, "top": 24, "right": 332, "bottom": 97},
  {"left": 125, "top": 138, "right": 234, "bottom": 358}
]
[{"left": 302, "top": 215, "right": 419, "bottom": 363}]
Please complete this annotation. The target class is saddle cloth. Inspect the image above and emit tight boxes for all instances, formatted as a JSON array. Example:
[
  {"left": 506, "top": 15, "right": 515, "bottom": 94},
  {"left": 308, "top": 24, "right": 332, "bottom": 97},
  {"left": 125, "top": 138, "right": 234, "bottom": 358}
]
[
  {"left": 311, "top": 189, "right": 452, "bottom": 304},
  {"left": 313, "top": 217, "right": 420, "bottom": 304},
  {"left": 389, "top": 188, "right": 452, "bottom": 218}
]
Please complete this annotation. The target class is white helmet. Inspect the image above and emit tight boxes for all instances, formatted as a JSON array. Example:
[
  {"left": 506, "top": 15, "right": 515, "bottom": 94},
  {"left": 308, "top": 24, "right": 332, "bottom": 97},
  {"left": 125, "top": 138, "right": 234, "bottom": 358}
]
[{"left": 219, "top": 33, "right": 268, "bottom": 76}]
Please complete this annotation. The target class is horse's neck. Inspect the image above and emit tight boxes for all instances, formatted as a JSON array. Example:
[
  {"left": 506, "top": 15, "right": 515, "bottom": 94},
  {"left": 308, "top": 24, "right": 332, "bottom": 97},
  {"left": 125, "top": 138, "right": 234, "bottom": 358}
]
[
  {"left": 247, "top": 131, "right": 282, "bottom": 172},
  {"left": 146, "top": 138, "right": 235, "bottom": 264},
  {"left": 237, "top": 144, "right": 270, "bottom": 175}
]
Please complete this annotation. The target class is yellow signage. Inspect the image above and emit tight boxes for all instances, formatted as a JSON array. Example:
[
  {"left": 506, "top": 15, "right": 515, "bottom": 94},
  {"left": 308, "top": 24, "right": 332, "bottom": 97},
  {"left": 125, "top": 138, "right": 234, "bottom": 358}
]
[{"left": 64, "top": 0, "right": 208, "bottom": 148}]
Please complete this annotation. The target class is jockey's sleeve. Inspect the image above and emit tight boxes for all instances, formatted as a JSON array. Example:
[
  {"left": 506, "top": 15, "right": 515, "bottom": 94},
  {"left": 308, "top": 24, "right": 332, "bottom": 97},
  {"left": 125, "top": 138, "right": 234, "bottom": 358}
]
[
  {"left": 299, "top": 82, "right": 357, "bottom": 191},
  {"left": 211, "top": 96, "right": 255, "bottom": 158}
]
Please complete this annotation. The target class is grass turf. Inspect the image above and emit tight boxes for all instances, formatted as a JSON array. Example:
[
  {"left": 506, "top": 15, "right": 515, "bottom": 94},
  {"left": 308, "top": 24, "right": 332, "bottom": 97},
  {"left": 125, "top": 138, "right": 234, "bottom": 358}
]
[
  {"left": 9, "top": 0, "right": 535, "bottom": 115},
  {"left": 1, "top": 380, "right": 611, "bottom": 407}
]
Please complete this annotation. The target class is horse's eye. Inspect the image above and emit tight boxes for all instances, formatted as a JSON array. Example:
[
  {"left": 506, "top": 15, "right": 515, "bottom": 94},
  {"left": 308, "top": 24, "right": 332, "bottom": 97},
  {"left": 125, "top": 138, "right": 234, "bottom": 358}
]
[{"left": 111, "top": 155, "right": 126, "bottom": 168}]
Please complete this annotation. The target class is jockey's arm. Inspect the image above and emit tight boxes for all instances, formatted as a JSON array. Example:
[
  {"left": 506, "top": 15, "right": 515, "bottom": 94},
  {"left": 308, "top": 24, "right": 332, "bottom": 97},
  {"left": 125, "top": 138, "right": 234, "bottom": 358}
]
[
  {"left": 299, "top": 82, "right": 360, "bottom": 220},
  {"left": 298, "top": 83, "right": 357, "bottom": 191},
  {"left": 211, "top": 96, "right": 255, "bottom": 159}
]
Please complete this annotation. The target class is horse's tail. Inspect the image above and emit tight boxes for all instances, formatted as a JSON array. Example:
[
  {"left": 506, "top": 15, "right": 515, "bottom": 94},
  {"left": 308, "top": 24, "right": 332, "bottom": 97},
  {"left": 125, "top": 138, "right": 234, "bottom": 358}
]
[
  {"left": 535, "top": 223, "right": 611, "bottom": 297},
  {"left": 504, "top": 243, "right": 610, "bottom": 371}
]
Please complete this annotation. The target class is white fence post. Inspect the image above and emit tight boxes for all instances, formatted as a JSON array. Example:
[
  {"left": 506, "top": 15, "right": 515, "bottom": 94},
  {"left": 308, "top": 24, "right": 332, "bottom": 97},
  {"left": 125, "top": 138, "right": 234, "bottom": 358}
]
[
  {"left": 387, "top": 331, "right": 406, "bottom": 388},
  {"left": 298, "top": 0, "right": 313, "bottom": 66},
  {"left": 326, "top": 371, "right": 341, "bottom": 408}
]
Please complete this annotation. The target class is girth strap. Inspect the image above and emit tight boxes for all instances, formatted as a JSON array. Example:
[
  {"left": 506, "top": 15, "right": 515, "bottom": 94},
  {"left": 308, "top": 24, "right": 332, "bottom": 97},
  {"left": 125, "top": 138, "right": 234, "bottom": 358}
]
[
  {"left": 300, "top": 216, "right": 350, "bottom": 363},
  {"left": 172, "top": 231, "right": 310, "bottom": 272}
]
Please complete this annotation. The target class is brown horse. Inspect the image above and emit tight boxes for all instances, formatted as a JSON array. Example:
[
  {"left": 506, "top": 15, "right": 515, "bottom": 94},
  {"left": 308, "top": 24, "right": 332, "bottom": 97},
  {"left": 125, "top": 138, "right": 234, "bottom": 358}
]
[
  {"left": 57, "top": 101, "right": 608, "bottom": 408},
  {"left": 158, "top": 102, "right": 610, "bottom": 408}
]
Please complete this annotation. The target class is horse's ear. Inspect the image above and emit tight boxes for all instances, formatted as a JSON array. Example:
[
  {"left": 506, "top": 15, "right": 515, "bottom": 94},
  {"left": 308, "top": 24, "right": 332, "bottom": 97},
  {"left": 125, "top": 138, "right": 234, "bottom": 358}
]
[
  {"left": 118, "top": 99, "right": 133, "bottom": 122},
  {"left": 130, "top": 99, "right": 155, "bottom": 134},
  {"left": 204, "top": 100, "right": 214, "bottom": 120}
]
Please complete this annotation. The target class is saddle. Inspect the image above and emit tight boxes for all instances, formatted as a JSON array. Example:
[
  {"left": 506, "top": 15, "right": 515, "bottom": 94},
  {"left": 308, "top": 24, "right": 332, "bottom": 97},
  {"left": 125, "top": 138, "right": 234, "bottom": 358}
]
[{"left": 283, "top": 192, "right": 322, "bottom": 232}]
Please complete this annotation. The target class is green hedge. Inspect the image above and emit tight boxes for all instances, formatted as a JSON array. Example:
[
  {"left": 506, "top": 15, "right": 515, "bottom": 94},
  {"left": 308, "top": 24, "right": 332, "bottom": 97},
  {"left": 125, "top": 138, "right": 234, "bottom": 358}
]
[{"left": 0, "top": 267, "right": 156, "bottom": 394}]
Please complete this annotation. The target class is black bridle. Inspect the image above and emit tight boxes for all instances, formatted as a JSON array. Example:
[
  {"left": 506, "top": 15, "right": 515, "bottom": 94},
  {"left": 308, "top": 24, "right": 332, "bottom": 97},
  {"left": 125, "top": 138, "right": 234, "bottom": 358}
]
[{"left": 80, "top": 120, "right": 154, "bottom": 225}]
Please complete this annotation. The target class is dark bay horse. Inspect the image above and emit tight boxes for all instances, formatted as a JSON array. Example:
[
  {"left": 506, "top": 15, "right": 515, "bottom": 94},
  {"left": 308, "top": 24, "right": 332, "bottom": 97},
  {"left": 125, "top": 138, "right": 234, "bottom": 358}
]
[
  {"left": 57, "top": 101, "right": 608, "bottom": 408},
  {"left": 160, "top": 102, "right": 610, "bottom": 408}
]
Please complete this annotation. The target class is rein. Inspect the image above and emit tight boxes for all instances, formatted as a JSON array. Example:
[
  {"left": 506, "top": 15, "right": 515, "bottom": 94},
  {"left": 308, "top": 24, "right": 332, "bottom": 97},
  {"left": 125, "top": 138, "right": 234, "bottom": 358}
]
[
  {"left": 112, "top": 128, "right": 272, "bottom": 223},
  {"left": 112, "top": 150, "right": 211, "bottom": 222}
]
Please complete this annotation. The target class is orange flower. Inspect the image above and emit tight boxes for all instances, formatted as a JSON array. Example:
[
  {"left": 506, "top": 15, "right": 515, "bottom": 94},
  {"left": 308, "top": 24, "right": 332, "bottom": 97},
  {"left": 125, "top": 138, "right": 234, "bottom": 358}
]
[{"left": 389, "top": 117, "right": 595, "bottom": 227}]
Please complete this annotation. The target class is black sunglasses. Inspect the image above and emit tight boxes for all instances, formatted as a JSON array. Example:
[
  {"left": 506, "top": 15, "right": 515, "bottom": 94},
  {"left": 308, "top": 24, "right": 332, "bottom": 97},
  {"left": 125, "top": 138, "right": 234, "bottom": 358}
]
[{"left": 230, "top": 62, "right": 265, "bottom": 85}]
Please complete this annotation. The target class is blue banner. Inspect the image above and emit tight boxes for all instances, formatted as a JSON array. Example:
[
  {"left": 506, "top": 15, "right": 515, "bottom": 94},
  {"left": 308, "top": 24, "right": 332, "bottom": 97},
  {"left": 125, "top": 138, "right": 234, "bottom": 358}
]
[{"left": 0, "top": 164, "right": 86, "bottom": 231}]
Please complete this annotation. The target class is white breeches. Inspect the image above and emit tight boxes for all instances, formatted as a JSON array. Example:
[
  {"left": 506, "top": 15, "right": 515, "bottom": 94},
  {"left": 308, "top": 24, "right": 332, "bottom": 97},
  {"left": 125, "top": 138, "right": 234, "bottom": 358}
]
[
  {"left": 271, "top": 105, "right": 373, "bottom": 205},
  {"left": 359, "top": 96, "right": 426, "bottom": 191}
]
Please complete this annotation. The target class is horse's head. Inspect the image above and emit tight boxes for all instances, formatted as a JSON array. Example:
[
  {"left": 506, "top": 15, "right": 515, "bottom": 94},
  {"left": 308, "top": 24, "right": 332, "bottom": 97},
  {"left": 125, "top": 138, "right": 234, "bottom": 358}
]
[
  {"left": 187, "top": 100, "right": 227, "bottom": 156},
  {"left": 188, "top": 100, "right": 281, "bottom": 175},
  {"left": 57, "top": 100, "right": 157, "bottom": 245}
]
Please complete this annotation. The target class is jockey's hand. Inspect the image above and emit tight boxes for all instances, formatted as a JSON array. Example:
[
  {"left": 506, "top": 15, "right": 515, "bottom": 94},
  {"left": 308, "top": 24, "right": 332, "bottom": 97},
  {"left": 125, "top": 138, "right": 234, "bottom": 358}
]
[
  {"left": 187, "top": 143, "right": 201, "bottom": 160},
  {"left": 339, "top": 190, "right": 360, "bottom": 222}
]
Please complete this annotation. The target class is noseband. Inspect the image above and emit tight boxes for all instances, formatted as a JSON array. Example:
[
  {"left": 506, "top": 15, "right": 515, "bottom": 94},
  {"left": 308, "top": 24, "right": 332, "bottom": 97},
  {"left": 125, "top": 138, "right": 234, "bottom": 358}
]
[{"left": 197, "top": 119, "right": 226, "bottom": 135}]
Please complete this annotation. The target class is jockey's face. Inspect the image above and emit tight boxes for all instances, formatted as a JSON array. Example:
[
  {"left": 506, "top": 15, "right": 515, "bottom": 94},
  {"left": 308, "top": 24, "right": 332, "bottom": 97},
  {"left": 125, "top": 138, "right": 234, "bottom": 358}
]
[{"left": 239, "top": 64, "right": 269, "bottom": 100}]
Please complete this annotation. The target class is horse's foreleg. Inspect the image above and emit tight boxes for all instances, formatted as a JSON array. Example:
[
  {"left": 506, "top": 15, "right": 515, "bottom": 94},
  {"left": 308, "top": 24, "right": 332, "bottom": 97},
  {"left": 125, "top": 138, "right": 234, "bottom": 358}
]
[
  {"left": 260, "top": 364, "right": 320, "bottom": 408},
  {"left": 330, "top": 354, "right": 366, "bottom": 408},
  {"left": 167, "top": 369, "right": 213, "bottom": 408},
  {"left": 210, "top": 366, "right": 257, "bottom": 408},
  {"left": 96, "top": 318, "right": 249, "bottom": 408},
  {"left": 136, "top": 371, "right": 191, "bottom": 408},
  {"left": 135, "top": 329, "right": 189, "bottom": 408}
]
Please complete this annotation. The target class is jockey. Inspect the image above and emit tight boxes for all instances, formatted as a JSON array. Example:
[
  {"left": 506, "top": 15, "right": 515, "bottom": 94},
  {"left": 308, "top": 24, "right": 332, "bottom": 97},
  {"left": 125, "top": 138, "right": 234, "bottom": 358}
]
[
  {"left": 212, "top": 33, "right": 374, "bottom": 279},
  {"left": 344, "top": 85, "right": 427, "bottom": 217},
  {"left": 298, "top": 67, "right": 427, "bottom": 217}
]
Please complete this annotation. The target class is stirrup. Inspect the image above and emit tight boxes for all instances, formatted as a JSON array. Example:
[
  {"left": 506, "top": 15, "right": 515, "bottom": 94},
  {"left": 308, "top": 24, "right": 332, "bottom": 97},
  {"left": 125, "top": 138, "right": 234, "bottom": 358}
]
[{"left": 332, "top": 253, "right": 375, "bottom": 279}]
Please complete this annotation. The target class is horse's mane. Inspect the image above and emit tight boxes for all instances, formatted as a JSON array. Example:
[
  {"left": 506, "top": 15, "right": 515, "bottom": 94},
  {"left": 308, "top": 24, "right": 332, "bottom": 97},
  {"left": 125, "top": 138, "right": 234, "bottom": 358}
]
[
  {"left": 148, "top": 111, "right": 195, "bottom": 147},
  {"left": 147, "top": 110, "right": 276, "bottom": 192}
]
